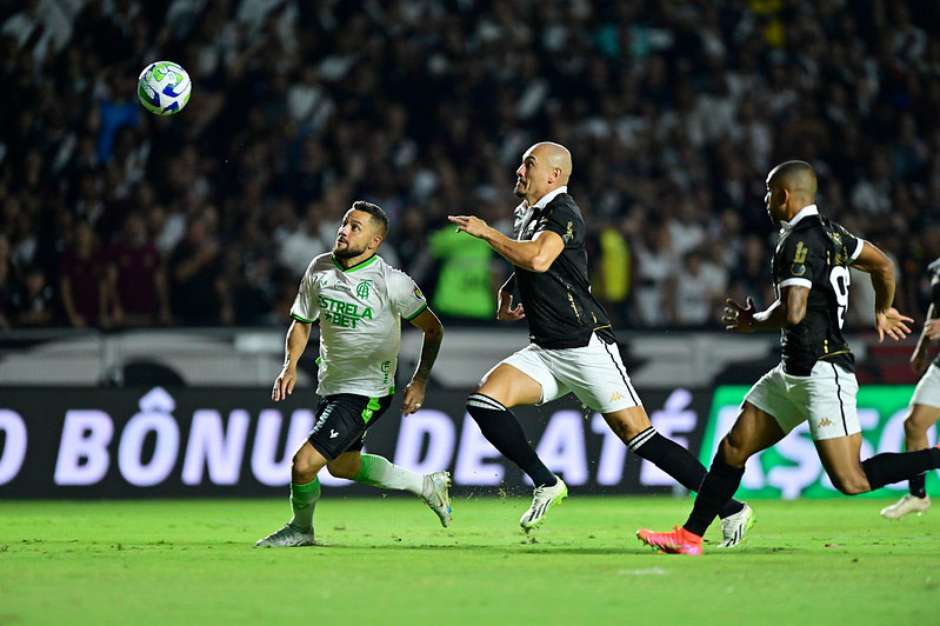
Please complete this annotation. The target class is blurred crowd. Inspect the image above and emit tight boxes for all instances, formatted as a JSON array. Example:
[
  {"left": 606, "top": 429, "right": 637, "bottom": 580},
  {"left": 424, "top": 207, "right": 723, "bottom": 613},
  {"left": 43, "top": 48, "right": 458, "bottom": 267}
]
[{"left": 1, "top": 0, "right": 939, "bottom": 332}]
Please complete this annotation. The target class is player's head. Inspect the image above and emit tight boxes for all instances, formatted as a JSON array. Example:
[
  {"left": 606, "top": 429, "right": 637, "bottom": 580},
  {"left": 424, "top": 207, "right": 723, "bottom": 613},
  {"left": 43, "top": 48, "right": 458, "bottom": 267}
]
[
  {"left": 764, "top": 160, "right": 817, "bottom": 223},
  {"left": 514, "top": 142, "right": 572, "bottom": 203},
  {"left": 334, "top": 201, "right": 388, "bottom": 258}
]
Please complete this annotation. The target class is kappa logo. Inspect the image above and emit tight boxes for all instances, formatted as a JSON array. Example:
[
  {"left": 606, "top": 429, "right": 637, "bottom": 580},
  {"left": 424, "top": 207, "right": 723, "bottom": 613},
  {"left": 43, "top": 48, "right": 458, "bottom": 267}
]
[
  {"left": 329, "top": 429, "right": 340, "bottom": 439},
  {"left": 610, "top": 391, "right": 624, "bottom": 402},
  {"left": 817, "top": 418, "right": 833, "bottom": 428}
]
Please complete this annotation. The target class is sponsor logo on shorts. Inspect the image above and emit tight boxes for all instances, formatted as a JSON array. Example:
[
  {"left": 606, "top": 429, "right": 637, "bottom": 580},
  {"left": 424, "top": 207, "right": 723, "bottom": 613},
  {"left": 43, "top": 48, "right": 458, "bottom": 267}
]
[
  {"left": 818, "top": 418, "right": 833, "bottom": 428},
  {"left": 610, "top": 391, "right": 624, "bottom": 402},
  {"left": 329, "top": 429, "right": 340, "bottom": 439}
]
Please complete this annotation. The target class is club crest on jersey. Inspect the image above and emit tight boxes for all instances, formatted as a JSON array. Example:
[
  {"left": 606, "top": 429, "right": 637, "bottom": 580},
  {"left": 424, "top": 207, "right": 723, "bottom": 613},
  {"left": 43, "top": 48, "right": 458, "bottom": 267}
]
[{"left": 356, "top": 279, "right": 373, "bottom": 299}]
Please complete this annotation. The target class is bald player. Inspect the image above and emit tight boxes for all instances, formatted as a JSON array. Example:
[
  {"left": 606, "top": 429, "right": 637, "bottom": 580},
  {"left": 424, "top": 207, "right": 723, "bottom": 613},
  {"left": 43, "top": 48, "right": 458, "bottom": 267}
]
[
  {"left": 448, "top": 142, "right": 753, "bottom": 544},
  {"left": 637, "top": 160, "right": 940, "bottom": 555}
]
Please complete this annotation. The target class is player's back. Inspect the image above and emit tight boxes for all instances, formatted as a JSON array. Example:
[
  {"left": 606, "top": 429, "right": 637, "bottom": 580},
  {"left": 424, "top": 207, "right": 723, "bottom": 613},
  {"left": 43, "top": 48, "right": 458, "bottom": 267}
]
[{"left": 772, "top": 210, "right": 863, "bottom": 375}]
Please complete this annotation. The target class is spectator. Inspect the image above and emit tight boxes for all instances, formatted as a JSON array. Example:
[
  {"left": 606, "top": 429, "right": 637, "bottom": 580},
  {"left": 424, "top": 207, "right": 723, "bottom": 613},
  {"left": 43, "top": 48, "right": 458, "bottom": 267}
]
[
  {"left": 59, "top": 221, "right": 108, "bottom": 328},
  {"left": 168, "top": 215, "right": 224, "bottom": 326},
  {"left": 107, "top": 212, "right": 169, "bottom": 326}
]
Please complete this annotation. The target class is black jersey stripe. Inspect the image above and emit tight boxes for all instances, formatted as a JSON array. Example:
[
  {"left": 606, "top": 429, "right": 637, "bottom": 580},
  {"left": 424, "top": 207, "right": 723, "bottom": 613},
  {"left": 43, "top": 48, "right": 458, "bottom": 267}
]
[
  {"left": 602, "top": 340, "right": 639, "bottom": 406},
  {"left": 830, "top": 363, "right": 848, "bottom": 436}
]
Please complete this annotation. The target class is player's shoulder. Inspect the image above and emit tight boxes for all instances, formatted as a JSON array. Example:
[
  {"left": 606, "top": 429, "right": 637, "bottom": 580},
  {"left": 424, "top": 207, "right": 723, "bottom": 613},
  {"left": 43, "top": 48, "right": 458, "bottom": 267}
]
[
  {"left": 546, "top": 191, "right": 583, "bottom": 218},
  {"left": 304, "top": 253, "right": 335, "bottom": 276},
  {"left": 375, "top": 256, "right": 416, "bottom": 286}
]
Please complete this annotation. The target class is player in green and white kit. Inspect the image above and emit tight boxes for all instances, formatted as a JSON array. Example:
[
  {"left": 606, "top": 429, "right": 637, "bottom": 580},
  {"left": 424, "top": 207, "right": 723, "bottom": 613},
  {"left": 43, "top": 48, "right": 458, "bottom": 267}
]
[{"left": 256, "top": 201, "right": 450, "bottom": 547}]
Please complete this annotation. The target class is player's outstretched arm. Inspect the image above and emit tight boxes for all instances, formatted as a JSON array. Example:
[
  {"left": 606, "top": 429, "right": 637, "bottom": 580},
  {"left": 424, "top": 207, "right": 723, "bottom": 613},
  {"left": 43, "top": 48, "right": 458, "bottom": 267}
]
[
  {"left": 722, "top": 297, "right": 788, "bottom": 332},
  {"left": 402, "top": 307, "right": 444, "bottom": 415},
  {"left": 272, "top": 319, "right": 312, "bottom": 401},
  {"left": 851, "top": 241, "right": 913, "bottom": 341},
  {"left": 447, "top": 215, "right": 564, "bottom": 272}
]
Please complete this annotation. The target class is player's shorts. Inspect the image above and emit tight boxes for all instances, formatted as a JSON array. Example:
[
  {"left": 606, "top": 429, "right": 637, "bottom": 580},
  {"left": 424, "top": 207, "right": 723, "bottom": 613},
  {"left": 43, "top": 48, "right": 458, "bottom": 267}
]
[
  {"left": 744, "top": 361, "right": 860, "bottom": 441},
  {"left": 910, "top": 363, "right": 940, "bottom": 409},
  {"left": 307, "top": 393, "right": 394, "bottom": 460},
  {"left": 494, "top": 332, "right": 641, "bottom": 413}
]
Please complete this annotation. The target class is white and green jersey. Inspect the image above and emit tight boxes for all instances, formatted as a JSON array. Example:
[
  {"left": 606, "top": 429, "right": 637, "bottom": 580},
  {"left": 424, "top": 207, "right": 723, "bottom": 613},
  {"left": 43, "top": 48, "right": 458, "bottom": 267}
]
[{"left": 290, "top": 253, "right": 428, "bottom": 397}]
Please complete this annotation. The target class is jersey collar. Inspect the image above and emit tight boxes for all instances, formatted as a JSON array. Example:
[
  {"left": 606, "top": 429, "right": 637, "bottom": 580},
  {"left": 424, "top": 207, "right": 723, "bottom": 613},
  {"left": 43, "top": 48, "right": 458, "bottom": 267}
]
[
  {"left": 780, "top": 204, "right": 819, "bottom": 232},
  {"left": 531, "top": 185, "right": 568, "bottom": 210},
  {"left": 332, "top": 254, "right": 379, "bottom": 272}
]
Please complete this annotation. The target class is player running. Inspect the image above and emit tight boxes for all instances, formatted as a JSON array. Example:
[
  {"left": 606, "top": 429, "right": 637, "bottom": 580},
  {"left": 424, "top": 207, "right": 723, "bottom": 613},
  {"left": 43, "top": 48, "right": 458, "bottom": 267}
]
[
  {"left": 256, "top": 201, "right": 451, "bottom": 547},
  {"left": 880, "top": 257, "right": 940, "bottom": 519},
  {"left": 637, "top": 160, "right": 940, "bottom": 555},
  {"left": 448, "top": 142, "right": 753, "bottom": 545}
]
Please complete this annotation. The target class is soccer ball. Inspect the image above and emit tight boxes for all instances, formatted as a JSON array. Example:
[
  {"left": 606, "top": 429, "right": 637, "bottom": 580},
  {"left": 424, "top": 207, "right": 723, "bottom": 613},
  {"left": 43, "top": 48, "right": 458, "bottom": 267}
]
[{"left": 137, "top": 61, "right": 192, "bottom": 116}]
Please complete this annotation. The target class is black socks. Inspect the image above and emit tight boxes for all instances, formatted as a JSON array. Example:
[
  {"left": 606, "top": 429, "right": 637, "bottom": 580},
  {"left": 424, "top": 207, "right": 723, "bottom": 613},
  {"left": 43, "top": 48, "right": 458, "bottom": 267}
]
[
  {"left": 466, "top": 393, "right": 557, "bottom": 487},
  {"left": 862, "top": 447, "right": 940, "bottom": 491},
  {"left": 683, "top": 455, "right": 746, "bottom": 537},
  {"left": 628, "top": 427, "right": 745, "bottom": 519}
]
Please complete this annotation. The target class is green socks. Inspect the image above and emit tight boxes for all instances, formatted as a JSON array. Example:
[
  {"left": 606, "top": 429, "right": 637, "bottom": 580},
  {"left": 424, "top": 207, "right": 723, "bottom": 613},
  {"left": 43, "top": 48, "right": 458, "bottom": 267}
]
[
  {"left": 352, "top": 454, "right": 424, "bottom": 496},
  {"left": 289, "top": 478, "right": 321, "bottom": 532}
]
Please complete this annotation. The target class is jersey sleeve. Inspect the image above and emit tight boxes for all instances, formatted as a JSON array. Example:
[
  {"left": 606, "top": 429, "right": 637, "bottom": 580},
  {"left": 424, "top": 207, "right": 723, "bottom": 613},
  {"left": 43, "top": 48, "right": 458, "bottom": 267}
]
[
  {"left": 833, "top": 223, "right": 865, "bottom": 264},
  {"left": 388, "top": 270, "right": 429, "bottom": 321},
  {"left": 536, "top": 201, "right": 582, "bottom": 247},
  {"left": 289, "top": 271, "right": 319, "bottom": 324},
  {"left": 777, "top": 234, "right": 826, "bottom": 290}
]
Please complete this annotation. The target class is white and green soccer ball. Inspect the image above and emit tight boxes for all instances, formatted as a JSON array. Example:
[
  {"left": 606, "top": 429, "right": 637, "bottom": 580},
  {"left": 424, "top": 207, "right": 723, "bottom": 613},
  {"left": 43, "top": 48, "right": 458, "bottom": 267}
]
[{"left": 137, "top": 61, "right": 191, "bottom": 116}]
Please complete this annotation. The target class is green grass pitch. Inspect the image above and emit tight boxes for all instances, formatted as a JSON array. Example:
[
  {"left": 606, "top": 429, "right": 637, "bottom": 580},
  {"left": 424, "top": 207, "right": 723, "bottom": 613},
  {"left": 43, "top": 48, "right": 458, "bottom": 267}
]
[{"left": 1, "top": 496, "right": 937, "bottom": 626}]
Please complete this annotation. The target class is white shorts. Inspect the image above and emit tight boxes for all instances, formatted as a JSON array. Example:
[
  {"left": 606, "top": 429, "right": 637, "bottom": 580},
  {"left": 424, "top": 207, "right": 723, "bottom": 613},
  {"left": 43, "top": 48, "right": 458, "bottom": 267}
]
[
  {"left": 745, "top": 361, "right": 860, "bottom": 441},
  {"left": 493, "top": 333, "right": 641, "bottom": 413},
  {"left": 911, "top": 363, "right": 940, "bottom": 409}
]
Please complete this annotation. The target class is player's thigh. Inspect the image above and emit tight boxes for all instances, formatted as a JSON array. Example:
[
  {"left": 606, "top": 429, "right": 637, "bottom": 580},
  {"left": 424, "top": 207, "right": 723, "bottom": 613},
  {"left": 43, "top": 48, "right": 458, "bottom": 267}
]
[
  {"left": 744, "top": 363, "right": 805, "bottom": 438},
  {"left": 601, "top": 405, "right": 652, "bottom": 442},
  {"left": 477, "top": 349, "right": 560, "bottom": 408},
  {"left": 307, "top": 394, "right": 392, "bottom": 463},
  {"left": 906, "top": 403, "right": 940, "bottom": 436},
  {"left": 292, "top": 440, "right": 329, "bottom": 478},
  {"left": 814, "top": 433, "right": 870, "bottom": 494},
  {"left": 327, "top": 450, "right": 362, "bottom": 480},
  {"left": 719, "top": 401, "right": 787, "bottom": 467},
  {"left": 793, "top": 362, "right": 861, "bottom": 441},
  {"left": 909, "top": 363, "right": 940, "bottom": 417},
  {"left": 550, "top": 333, "right": 642, "bottom": 415}
]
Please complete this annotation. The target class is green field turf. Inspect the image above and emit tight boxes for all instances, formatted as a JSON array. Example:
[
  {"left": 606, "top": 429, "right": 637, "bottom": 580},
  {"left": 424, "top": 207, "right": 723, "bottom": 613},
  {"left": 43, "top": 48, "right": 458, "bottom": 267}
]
[{"left": 0, "top": 496, "right": 937, "bottom": 626}]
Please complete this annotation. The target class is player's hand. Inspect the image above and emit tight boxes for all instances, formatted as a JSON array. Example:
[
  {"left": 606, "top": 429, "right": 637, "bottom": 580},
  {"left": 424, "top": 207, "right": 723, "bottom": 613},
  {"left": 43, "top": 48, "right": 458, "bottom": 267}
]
[
  {"left": 925, "top": 319, "right": 940, "bottom": 341},
  {"left": 447, "top": 215, "right": 490, "bottom": 239},
  {"left": 402, "top": 378, "right": 426, "bottom": 415},
  {"left": 497, "top": 291, "right": 525, "bottom": 321},
  {"left": 721, "top": 297, "right": 756, "bottom": 333},
  {"left": 272, "top": 366, "right": 297, "bottom": 402},
  {"left": 875, "top": 307, "right": 914, "bottom": 342}
]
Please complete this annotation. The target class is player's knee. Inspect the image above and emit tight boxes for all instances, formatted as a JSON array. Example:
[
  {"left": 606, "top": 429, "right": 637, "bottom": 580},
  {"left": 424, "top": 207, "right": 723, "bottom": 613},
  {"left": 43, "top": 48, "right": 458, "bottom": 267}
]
[
  {"left": 903, "top": 412, "right": 932, "bottom": 439},
  {"left": 829, "top": 471, "right": 870, "bottom": 495},
  {"left": 719, "top": 433, "right": 751, "bottom": 468},
  {"left": 327, "top": 460, "right": 358, "bottom": 480},
  {"left": 291, "top": 449, "right": 318, "bottom": 481}
]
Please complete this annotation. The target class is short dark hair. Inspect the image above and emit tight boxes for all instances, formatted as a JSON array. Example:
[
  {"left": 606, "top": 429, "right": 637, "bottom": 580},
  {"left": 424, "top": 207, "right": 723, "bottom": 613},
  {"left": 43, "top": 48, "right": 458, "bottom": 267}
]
[{"left": 351, "top": 200, "right": 389, "bottom": 236}]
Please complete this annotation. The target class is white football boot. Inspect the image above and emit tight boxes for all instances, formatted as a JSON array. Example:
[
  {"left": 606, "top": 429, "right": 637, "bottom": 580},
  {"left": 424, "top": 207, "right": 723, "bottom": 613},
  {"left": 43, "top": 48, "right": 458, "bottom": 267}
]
[
  {"left": 255, "top": 523, "right": 315, "bottom": 548},
  {"left": 520, "top": 477, "right": 568, "bottom": 532},
  {"left": 717, "top": 503, "right": 755, "bottom": 548},
  {"left": 880, "top": 494, "right": 930, "bottom": 520},
  {"left": 422, "top": 471, "right": 453, "bottom": 527}
]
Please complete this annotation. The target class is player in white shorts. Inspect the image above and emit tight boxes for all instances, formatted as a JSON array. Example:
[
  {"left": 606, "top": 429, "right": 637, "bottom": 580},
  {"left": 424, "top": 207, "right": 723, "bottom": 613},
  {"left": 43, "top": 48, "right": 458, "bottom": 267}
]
[
  {"left": 881, "top": 257, "right": 940, "bottom": 519},
  {"left": 638, "top": 161, "right": 940, "bottom": 556},
  {"left": 448, "top": 141, "right": 752, "bottom": 545},
  {"left": 256, "top": 201, "right": 451, "bottom": 547}
]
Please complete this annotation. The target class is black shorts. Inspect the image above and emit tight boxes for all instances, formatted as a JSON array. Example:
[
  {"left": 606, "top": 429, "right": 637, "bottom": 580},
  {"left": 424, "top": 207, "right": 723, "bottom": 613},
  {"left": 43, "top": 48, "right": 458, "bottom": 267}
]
[{"left": 307, "top": 393, "right": 394, "bottom": 460}]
